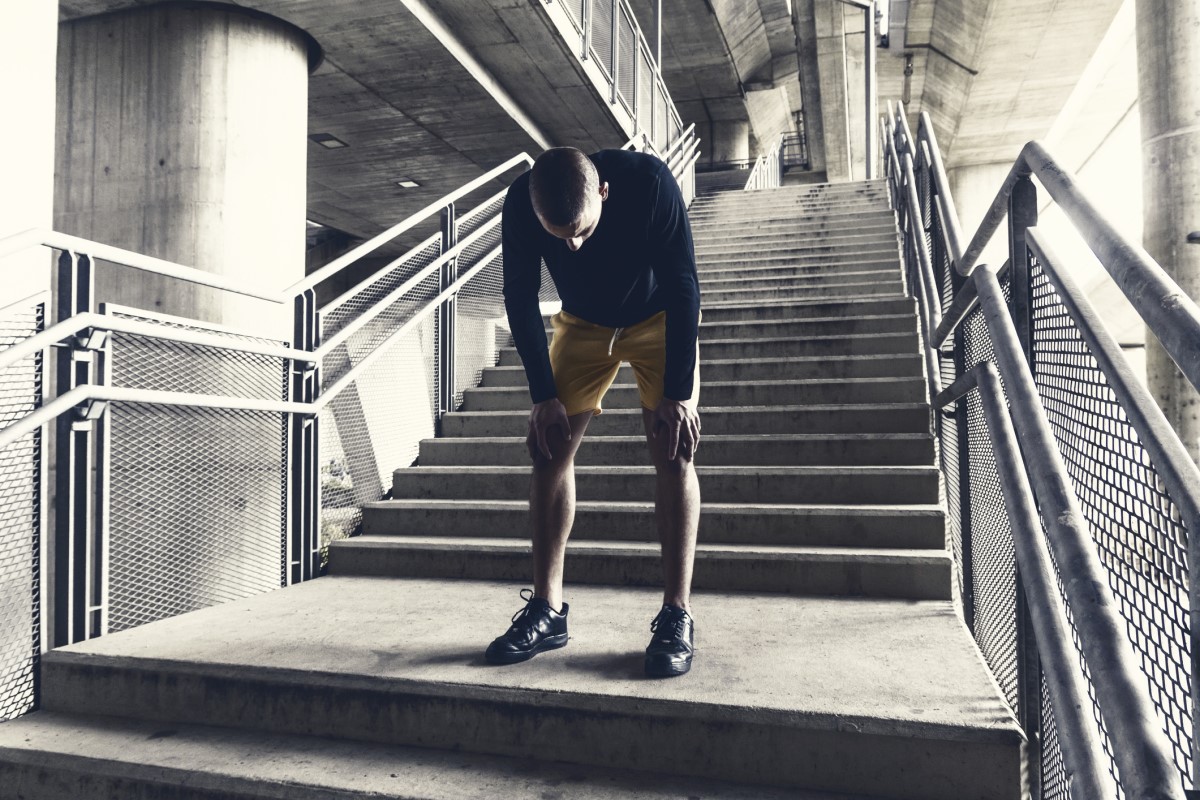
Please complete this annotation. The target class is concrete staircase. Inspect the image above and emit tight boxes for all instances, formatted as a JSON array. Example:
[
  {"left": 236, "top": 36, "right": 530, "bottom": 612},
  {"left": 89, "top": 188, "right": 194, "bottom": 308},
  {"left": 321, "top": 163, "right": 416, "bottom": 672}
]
[{"left": 0, "top": 180, "right": 1023, "bottom": 799}]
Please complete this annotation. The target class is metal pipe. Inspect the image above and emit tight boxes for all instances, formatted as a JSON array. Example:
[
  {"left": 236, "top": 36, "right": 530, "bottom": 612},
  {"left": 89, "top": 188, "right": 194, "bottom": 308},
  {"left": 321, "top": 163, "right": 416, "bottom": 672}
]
[
  {"left": 974, "top": 263, "right": 1186, "bottom": 800},
  {"left": 971, "top": 362, "right": 1119, "bottom": 800},
  {"left": 916, "top": 112, "right": 967, "bottom": 265},
  {"left": 290, "top": 152, "right": 533, "bottom": 296},
  {"left": 902, "top": 154, "right": 942, "bottom": 334},
  {"left": 0, "top": 229, "right": 285, "bottom": 304}
]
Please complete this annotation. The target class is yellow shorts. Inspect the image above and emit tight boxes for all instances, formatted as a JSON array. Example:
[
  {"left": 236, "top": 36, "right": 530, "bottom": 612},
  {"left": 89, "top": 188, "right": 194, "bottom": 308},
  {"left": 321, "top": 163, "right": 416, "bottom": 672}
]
[{"left": 548, "top": 309, "right": 700, "bottom": 416}]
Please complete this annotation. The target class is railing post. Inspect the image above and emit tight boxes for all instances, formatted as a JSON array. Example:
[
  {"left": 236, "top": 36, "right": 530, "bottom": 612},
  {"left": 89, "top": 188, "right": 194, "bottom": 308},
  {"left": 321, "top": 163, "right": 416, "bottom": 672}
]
[
  {"left": 438, "top": 204, "right": 458, "bottom": 426},
  {"left": 580, "top": 0, "right": 590, "bottom": 61},
  {"left": 52, "top": 250, "right": 100, "bottom": 646},
  {"left": 609, "top": 0, "right": 619, "bottom": 104},
  {"left": 1006, "top": 173, "right": 1042, "bottom": 786},
  {"left": 289, "top": 289, "right": 320, "bottom": 584}
]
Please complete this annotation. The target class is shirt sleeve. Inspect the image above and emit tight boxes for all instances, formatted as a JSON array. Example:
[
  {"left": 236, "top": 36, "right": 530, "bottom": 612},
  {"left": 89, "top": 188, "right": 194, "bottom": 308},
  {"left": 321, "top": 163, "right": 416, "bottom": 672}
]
[
  {"left": 501, "top": 182, "right": 558, "bottom": 404},
  {"left": 648, "top": 165, "right": 701, "bottom": 402}
]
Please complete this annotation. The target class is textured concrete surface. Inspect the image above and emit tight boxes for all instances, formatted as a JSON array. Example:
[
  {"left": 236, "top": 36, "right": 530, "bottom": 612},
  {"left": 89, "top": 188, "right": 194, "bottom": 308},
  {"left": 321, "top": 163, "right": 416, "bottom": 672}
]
[
  {"left": 0, "top": 710, "right": 870, "bottom": 800},
  {"left": 49, "top": 577, "right": 1015, "bottom": 739}
]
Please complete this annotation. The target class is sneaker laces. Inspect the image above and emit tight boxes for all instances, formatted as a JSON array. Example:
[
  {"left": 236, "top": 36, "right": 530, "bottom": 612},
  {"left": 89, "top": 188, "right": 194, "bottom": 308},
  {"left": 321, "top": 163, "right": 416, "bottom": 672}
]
[
  {"left": 650, "top": 607, "right": 688, "bottom": 640},
  {"left": 508, "top": 588, "right": 541, "bottom": 633}
]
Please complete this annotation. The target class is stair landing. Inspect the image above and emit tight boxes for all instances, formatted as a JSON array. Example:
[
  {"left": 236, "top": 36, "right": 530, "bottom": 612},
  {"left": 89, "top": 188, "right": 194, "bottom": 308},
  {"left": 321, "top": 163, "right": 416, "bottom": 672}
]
[{"left": 21, "top": 576, "right": 1024, "bottom": 799}]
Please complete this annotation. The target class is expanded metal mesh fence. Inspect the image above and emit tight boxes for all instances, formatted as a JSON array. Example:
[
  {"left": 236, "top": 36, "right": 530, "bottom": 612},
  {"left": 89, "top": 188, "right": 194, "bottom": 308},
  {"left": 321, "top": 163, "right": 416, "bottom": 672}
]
[
  {"left": 590, "top": 0, "right": 615, "bottom": 78},
  {"left": 616, "top": 8, "right": 637, "bottom": 111},
  {"left": 1031, "top": 254, "right": 1194, "bottom": 790},
  {"left": 104, "top": 310, "right": 288, "bottom": 632},
  {"left": 0, "top": 298, "right": 43, "bottom": 721}
]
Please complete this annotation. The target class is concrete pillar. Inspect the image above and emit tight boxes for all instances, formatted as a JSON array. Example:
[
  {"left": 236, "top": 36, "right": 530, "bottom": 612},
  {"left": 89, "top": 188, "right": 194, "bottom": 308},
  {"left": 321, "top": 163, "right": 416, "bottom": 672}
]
[
  {"left": 55, "top": 3, "right": 315, "bottom": 337},
  {"left": 708, "top": 120, "right": 751, "bottom": 168},
  {"left": 1136, "top": 0, "right": 1200, "bottom": 462},
  {"left": 947, "top": 161, "right": 1013, "bottom": 271},
  {"left": 814, "top": 0, "right": 851, "bottom": 181},
  {"left": 0, "top": 0, "right": 58, "bottom": 306}
]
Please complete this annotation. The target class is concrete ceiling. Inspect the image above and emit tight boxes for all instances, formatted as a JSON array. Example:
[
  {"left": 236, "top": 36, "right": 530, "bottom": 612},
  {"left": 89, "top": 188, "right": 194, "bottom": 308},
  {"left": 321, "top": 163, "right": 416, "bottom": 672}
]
[
  {"left": 882, "top": 0, "right": 1125, "bottom": 167},
  {"left": 57, "top": 0, "right": 630, "bottom": 254}
]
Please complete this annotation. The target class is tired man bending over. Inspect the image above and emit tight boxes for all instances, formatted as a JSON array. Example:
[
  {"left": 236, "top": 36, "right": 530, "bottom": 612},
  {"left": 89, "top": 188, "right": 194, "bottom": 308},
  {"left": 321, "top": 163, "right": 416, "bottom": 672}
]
[{"left": 486, "top": 147, "right": 702, "bottom": 677}]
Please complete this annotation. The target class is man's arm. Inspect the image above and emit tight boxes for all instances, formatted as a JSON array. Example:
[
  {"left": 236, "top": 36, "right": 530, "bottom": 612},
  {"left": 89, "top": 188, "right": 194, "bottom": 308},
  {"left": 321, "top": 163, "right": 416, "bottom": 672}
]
[
  {"left": 648, "top": 166, "right": 701, "bottom": 403},
  {"left": 502, "top": 184, "right": 557, "bottom": 404}
]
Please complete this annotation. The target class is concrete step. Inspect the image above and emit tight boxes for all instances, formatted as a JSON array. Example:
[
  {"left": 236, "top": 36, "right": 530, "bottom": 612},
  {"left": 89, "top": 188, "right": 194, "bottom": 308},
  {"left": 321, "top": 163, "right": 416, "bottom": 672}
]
[
  {"left": 38, "top": 578, "right": 1022, "bottom": 799},
  {"left": 692, "top": 183, "right": 889, "bottom": 203},
  {"left": 691, "top": 215, "right": 896, "bottom": 236},
  {"left": 497, "top": 331, "right": 921, "bottom": 366},
  {"left": 688, "top": 201, "right": 892, "bottom": 221},
  {"left": 440, "top": 404, "right": 932, "bottom": 437},
  {"left": 698, "top": 260, "right": 902, "bottom": 281},
  {"left": 699, "top": 269, "right": 902, "bottom": 291},
  {"left": 391, "top": 465, "right": 939, "bottom": 504},
  {"left": 0, "top": 710, "right": 823, "bottom": 800},
  {"left": 363, "top": 498, "right": 946, "bottom": 548},
  {"left": 463, "top": 377, "right": 926, "bottom": 411},
  {"left": 540, "top": 314, "right": 916, "bottom": 343},
  {"left": 697, "top": 249, "right": 901, "bottom": 272},
  {"left": 482, "top": 355, "right": 924, "bottom": 390},
  {"left": 692, "top": 192, "right": 892, "bottom": 211},
  {"left": 702, "top": 281, "right": 904, "bottom": 304},
  {"left": 329, "top": 537, "right": 951, "bottom": 600},
  {"left": 690, "top": 205, "right": 893, "bottom": 225},
  {"left": 694, "top": 296, "right": 915, "bottom": 321},
  {"left": 695, "top": 232, "right": 899, "bottom": 256},
  {"left": 417, "top": 432, "right": 935, "bottom": 467}
]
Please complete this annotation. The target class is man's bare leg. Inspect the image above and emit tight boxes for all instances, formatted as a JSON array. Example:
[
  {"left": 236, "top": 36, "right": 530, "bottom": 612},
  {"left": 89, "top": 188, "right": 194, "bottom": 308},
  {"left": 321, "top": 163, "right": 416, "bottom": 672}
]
[
  {"left": 642, "top": 409, "right": 700, "bottom": 612},
  {"left": 530, "top": 410, "right": 593, "bottom": 611}
]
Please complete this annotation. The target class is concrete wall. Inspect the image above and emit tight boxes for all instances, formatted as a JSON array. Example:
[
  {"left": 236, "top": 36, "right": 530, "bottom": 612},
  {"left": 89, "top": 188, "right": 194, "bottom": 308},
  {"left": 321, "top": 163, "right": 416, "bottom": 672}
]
[{"left": 0, "top": 0, "right": 58, "bottom": 307}]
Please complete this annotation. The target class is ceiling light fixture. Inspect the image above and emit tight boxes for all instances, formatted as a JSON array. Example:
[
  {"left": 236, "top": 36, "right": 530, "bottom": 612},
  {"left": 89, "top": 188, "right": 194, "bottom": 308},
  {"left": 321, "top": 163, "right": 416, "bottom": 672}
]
[
  {"left": 309, "top": 133, "right": 348, "bottom": 149},
  {"left": 396, "top": 179, "right": 421, "bottom": 189}
]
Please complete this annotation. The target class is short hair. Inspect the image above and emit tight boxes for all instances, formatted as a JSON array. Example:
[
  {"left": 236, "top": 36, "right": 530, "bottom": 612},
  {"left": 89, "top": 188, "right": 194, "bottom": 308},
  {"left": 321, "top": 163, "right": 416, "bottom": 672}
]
[{"left": 529, "top": 147, "right": 598, "bottom": 227}]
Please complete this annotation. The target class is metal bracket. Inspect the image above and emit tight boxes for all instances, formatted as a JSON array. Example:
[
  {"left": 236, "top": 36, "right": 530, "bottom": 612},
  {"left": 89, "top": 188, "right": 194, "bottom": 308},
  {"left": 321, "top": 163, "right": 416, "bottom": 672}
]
[
  {"left": 73, "top": 327, "right": 109, "bottom": 352},
  {"left": 74, "top": 400, "right": 109, "bottom": 422}
]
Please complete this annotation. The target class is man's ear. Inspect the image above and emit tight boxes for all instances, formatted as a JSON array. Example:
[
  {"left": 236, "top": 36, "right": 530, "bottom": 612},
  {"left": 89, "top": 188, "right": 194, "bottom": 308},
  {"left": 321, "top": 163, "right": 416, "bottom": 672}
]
[{"left": 598, "top": 181, "right": 610, "bottom": 202}]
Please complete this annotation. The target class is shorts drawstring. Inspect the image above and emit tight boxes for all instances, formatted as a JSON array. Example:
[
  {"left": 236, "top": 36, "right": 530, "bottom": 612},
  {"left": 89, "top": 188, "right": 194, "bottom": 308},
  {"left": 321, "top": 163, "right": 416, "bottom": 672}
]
[{"left": 607, "top": 327, "right": 624, "bottom": 356}]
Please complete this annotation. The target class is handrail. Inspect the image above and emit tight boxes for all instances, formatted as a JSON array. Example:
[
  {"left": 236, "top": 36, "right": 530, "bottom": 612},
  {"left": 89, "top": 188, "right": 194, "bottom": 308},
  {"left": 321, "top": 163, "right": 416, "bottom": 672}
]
[
  {"left": 0, "top": 311, "right": 316, "bottom": 375},
  {"left": 0, "top": 229, "right": 286, "bottom": 304},
  {"left": 888, "top": 99, "right": 1191, "bottom": 796},
  {"left": 744, "top": 134, "right": 784, "bottom": 191},
  {"left": 950, "top": 140, "right": 1200, "bottom": 395},
  {"left": 289, "top": 152, "right": 534, "bottom": 296}
]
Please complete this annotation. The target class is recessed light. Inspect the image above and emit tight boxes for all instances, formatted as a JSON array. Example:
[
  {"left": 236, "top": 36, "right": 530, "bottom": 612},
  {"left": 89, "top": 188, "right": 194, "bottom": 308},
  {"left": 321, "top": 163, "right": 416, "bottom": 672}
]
[
  {"left": 396, "top": 179, "right": 421, "bottom": 189},
  {"left": 309, "top": 133, "right": 348, "bottom": 149}
]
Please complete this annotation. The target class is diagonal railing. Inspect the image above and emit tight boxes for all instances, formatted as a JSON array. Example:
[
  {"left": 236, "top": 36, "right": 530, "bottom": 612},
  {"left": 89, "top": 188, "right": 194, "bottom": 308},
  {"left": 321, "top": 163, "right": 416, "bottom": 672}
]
[
  {"left": 884, "top": 101, "right": 1195, "bottom": 798},
  {"left": 0, "top": 125, "right": 700, "bottom": 725}
]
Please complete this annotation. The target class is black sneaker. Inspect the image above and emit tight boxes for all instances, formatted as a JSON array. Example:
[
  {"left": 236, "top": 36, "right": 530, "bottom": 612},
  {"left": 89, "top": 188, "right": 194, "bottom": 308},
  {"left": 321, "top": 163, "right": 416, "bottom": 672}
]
[
  {"left": 484, "top": 589, "right": 569, "bottom": 665},
  {"left": 645, "top": 604, "right": 694, "bottom": 677}
]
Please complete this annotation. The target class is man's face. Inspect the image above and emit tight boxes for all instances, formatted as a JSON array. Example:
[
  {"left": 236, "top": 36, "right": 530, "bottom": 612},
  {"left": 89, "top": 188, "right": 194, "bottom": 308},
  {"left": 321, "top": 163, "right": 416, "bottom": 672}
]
[{"left": 537, "top": 182, "right": 609, "bottom": 252}]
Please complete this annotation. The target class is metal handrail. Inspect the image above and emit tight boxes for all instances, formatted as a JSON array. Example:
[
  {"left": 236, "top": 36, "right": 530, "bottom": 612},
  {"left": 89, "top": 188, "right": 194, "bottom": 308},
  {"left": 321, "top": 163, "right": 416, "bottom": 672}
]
[
  {"left": 289, "top": 152, "right": 534, "bottom": 296},
  {"left": 887, "top": 100, "right": 1190, "bottom": 797},
  {"left": 744, "top": 134, "right": 785, "bottom": 192}
]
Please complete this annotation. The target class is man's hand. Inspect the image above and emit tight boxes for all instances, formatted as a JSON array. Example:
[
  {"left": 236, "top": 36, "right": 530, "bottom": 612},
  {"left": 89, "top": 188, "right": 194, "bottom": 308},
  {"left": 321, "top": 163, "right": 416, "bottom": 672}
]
[
  {"left": 651, "top": 398, "right": 701, "bottom": 461},
  {"left": 527, "top": 398, "right": 572, "bottom": 460}
]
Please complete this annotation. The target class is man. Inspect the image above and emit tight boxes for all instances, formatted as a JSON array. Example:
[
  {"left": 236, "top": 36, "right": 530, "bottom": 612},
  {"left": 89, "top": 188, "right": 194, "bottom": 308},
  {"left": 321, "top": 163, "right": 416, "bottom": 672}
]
[{"left": 487, "top": 146, "right": 701, "bottom": 677}]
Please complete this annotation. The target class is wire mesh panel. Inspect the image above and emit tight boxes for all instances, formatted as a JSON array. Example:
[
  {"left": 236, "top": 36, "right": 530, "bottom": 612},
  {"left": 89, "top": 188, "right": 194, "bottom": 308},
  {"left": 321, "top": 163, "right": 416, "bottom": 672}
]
[
  {"left": 104, "top": 311, "right": 288, "bottom": 633},
  {"left": 959, "top": 299, "right": 1021, "bottom": 712},
  {"left": 589, "top": 0, "right": 615, "bottom": 77},
  {"left": 616, "top": 7, "right": 636, "bottom": 111},
  {"left": 0, "top": 298, "right": 43, "bottom": 721},
  {"left": 562, "top": 0, "right": 584, "bottom": 31},
  {"left": 653, "top": 85, "right": 668, "bottom": 152},
  {"left": 637, "top": 50, "right": 653, "bottom": 136},
  {"left": 1031, "top": 255, "right": 1194, "bottom": 788},
  {"left": 318, "top": 314, "right": 437, "bottom": 551}
]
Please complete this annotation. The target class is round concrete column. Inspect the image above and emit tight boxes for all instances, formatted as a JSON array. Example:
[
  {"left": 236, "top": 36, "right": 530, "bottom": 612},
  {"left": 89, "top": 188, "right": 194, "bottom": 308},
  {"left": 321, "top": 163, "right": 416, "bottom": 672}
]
[
  {"left": 1137, "top": 0, "right": 1200, "bottom": 460},
  {"left": 55, "top": 3, "right": 316, "bottom": 335}
]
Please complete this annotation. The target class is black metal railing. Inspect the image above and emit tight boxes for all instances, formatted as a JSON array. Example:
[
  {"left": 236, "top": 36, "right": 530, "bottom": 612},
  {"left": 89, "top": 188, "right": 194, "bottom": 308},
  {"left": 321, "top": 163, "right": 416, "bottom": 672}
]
[{"left": 885, "top": 102, "right": 1196, "bottom": 799}]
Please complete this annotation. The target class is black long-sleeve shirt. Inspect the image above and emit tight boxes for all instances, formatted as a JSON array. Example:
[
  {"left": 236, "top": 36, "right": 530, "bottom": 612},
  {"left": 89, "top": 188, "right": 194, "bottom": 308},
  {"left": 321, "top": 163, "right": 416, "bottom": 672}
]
[{"left": 501, "top": 149, "right": 700, "bottom": 403}]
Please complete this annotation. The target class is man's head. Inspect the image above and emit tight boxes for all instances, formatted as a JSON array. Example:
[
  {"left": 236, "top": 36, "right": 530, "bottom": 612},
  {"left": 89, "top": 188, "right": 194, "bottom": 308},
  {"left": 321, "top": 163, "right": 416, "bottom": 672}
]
[{"left": 529, "top": 147, "right": 609, "bottom": 252}]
